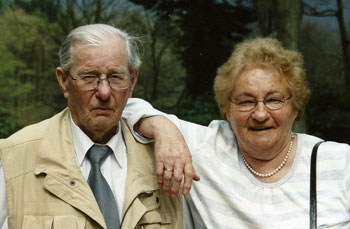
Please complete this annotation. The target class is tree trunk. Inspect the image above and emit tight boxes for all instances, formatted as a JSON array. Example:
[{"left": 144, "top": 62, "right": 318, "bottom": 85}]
[
  {"left": 253, "top": 0, "right": 303, "bottom": 50},
  {"left": 336, "top": 0, "right": 350, "bottom": 88}
]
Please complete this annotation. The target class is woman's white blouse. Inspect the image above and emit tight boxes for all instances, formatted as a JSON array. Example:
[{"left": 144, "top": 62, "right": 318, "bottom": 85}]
[{"left": 125, "top": 98, "right": 350, "bottom": 229}]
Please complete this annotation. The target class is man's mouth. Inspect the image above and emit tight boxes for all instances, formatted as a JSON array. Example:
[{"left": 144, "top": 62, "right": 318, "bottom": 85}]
[
  {"left": 92, "top": 108, "right": 112, "bottom": 115},
  {"left": 249, "top": 126, "right": 273, "bottom": 131},
  {"left": 92, "top": 107, "right": 111, "bottom": 111}
]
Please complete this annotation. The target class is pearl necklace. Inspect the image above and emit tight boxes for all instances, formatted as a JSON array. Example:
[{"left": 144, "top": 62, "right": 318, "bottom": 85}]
[{"left": 242, "top": 134, "right": 295, "bottom": 178}]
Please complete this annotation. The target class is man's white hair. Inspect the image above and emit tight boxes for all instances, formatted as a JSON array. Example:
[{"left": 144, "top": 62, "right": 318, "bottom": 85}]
[{"left": 59, "top": 24, "right": 141, "bottom": 72}]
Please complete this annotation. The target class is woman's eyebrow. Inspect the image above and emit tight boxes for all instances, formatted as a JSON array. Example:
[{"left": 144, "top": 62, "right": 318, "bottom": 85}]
[{"left": 234, "top": 92, "right": 254, "bottom": 98}]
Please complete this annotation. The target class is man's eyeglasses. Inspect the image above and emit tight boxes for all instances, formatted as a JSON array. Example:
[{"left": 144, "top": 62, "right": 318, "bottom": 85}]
[
  {"left": 231, "top": 95, "right": 292, "bottom": 112},
  {"left": 67, "top": 71, "right": 133, "bottom": 91}
]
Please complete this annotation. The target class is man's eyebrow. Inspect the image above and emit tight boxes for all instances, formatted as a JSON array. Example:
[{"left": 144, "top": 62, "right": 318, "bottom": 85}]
[
  {"left": 109, "top": 67, "right": 129, "bottom": 74},
  {"left": 77, "top": 68, "right": 96, "bottom": 74}
]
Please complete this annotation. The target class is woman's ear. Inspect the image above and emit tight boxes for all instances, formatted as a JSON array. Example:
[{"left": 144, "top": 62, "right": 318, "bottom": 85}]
[{"left": 295, "top": 110, "right": 302, "bottom": 121}]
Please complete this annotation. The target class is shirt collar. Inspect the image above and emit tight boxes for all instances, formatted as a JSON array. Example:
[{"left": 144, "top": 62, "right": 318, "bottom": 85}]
[{"left": 69, "top": 112, "right": 124, "bottom": 168}]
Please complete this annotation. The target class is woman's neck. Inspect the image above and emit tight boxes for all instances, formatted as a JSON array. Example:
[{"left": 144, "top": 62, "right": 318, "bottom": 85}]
[{"left": 240, "top": 134, "right": 298, "bottom": 183}]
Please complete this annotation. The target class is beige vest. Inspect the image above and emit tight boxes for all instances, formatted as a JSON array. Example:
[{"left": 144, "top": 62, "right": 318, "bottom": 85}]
[{"left": 0, "top": 109, "right": 183, "bottom": 229}]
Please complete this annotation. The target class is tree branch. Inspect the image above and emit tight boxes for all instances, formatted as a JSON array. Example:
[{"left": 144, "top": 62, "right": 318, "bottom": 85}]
[{"left": 303, "top": 2, "right": 337, "bottom": 17}]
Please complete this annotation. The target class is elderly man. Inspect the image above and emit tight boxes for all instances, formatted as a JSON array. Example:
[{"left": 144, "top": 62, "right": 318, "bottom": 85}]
[{"left": 0, "top": 24, "right": 184, "bottom": 229}]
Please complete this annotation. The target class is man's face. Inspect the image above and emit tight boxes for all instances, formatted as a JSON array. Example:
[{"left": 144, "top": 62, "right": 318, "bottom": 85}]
[{"left": 56, "top": 36, "right": 138, "bottom": 143}]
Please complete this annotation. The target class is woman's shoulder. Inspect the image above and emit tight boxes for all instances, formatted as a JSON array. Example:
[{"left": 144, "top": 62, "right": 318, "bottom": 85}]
[
  {"left": 297, "top": 133, "right": 322, "bottom": 143},
  {"left": 188, "top": 119, "right": 237, "bottom": 154},
  {"left": 207, "top": 120, "right": 235, "bottom": 139},
  {"left": 320, "top": 140, "right": 350, "bottom": 156},
  {"left": 208, "top": 120, "right": 232, "bottom": 132},
  {"left": 298, "top": 133, "right": 349, "bottom": 149},
  {"left": 298, "top": 133, "right": 350, "bottom": 160}
]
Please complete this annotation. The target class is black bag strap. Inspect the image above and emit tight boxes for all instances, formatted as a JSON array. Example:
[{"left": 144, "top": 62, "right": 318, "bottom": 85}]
[{"left": 310, "top": 140, "right": 325, "bottom": 229}]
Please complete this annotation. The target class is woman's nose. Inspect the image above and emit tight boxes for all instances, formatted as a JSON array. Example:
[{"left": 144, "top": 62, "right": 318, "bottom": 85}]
[{"left": 251, "top": 101, "right": 270, "bottom": 121}]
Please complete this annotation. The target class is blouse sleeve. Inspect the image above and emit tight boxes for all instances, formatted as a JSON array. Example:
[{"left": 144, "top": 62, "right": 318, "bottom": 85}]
[
  {"left": 0, "top": 159, "right": 8, "bottom": 229},
  {"left": 123, "top": 97, "right": 211, "bottom": 151}
]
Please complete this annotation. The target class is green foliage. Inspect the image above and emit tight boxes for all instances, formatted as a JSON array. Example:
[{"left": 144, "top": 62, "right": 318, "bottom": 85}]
[
  {"left": 129, "top": 0, "right": 257, "bottom": 100},
  {"left": 300, "top": 20, "right": 343, "bottom": 84},
  {"left": 155, "top": 92, "right": 222, "bottom": 126},
  {"left": 177, "top": 0, "right": 254, "bottom": 98},
  {"left": 0, "top": 0, "right": 348, "bottom": 144},
  {"left": 0, "top": 9, "right": 62, "bottom": 125},
  {"left": 300, "top": 19, "right": 349, "bottom": 143},
  {"left": 12, "top": 0, "right": 133, "bottom": 33},
  {"left": 129, "top": 0, "right": 256, "bottom": 124},
  {"left": 13, "top": 0, "right": 60, "bottom": 21},
  {"left": 0, "top": 0, "right": 11, "bottom": 13},
  {"left": 0, "top": 107, "right": 22, "bottom": 138},
  {"left": 118, "top": 9, "right": 186, "bottom": 105},
  {"left": 306, "top": 81, "right": 350, "bottom": 144}
]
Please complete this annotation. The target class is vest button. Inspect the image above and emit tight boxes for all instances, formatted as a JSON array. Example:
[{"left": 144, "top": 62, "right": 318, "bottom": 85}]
[{"left": 70, "top": 180, "right": 76, "bottom": 186}]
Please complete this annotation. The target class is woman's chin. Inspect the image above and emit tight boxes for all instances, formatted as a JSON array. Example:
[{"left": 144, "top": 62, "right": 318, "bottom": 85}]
[{"left": 249, "top": 132, "right": 276, "bottom": 149}]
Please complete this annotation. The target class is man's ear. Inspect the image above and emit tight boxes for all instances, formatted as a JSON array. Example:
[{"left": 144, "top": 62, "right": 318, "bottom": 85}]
[
  {"left": 128, "top": 69, "right": 139, "bottom": 98},
  {"left": 56, "top": 67, "right": 70, "bottom": 99}
]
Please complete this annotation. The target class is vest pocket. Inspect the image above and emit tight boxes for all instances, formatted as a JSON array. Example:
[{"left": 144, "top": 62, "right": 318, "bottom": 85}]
[
  {"left": 22, "top": 215, "right": 86, "bottom": 229},
  {"left": 136, "top": 190, "right": 175, "bottom": 228},
  {"left": 22, "top": 215, "right": 53, "bottom": 229},
  {"left": 53, "top": 215, "right": 86, "bottom": 228},
  {"left": 138, "top": 212, "right": 171, "bottom": 229},
  {"left": 138, "top": 224, "right": 170, "bottom": 229}
]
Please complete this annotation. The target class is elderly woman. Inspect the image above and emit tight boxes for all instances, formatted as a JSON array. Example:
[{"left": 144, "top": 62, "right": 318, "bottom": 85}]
[{"left": 125, "top": 37, "right": 350, "bottom": 228}]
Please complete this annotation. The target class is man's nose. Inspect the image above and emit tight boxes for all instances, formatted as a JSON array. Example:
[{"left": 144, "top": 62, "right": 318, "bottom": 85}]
[{"left": 95, "top": 77, "right": 112, "bottom": 100}]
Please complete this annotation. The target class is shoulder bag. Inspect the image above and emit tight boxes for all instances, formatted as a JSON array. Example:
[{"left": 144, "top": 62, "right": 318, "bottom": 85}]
[{"left": 310, "top": 140, "right": 325, "bottom": 229}]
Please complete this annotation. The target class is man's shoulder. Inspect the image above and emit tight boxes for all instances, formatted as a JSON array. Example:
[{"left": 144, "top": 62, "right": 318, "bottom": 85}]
[
  {"left": 1, "top": 109, "right": 69, "bottom": 149},
  {"left": 0, "top": 109, "right": 70, "bottom": 179}
]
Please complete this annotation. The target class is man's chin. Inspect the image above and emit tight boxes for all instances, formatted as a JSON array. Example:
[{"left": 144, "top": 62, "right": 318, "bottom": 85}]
[{"left": 92, "top": 117, "right": 119, "bottom": 129}]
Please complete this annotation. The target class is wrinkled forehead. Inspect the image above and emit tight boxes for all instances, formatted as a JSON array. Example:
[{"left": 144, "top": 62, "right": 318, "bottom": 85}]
[
  {"left": 70, "top": 36, "right": 129, "bottom": 70},
  {"left": 231, "top": 65, "right": 288, "bottom": 94}
]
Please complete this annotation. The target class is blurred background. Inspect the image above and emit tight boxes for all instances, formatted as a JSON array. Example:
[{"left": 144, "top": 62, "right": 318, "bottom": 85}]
[{"left": 0, "top": 0, "right": 349, "bottom": 143}]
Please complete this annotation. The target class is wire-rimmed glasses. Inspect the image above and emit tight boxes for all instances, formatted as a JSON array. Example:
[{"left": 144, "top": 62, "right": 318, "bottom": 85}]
[
  {"left": 231, "top": 95, "right": 292, "bottom": 112},
  {"left": 67, "top": 71, "right": 134, "bottom": 91}
]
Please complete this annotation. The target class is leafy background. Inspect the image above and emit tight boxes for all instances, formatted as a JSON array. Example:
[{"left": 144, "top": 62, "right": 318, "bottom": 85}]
[{"left": 0, "top": 0, "right": 349, "bottom": 143}]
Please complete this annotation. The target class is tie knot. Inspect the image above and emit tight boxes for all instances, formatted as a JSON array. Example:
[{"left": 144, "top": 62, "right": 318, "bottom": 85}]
[{"left": 87, "top": 144, "right": 111, "bottom": 165}]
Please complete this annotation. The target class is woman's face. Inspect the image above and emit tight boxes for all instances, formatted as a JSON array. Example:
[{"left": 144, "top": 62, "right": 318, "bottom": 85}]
[{"left": 226, "top": 66, "right": 298, "bottom": 159}]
